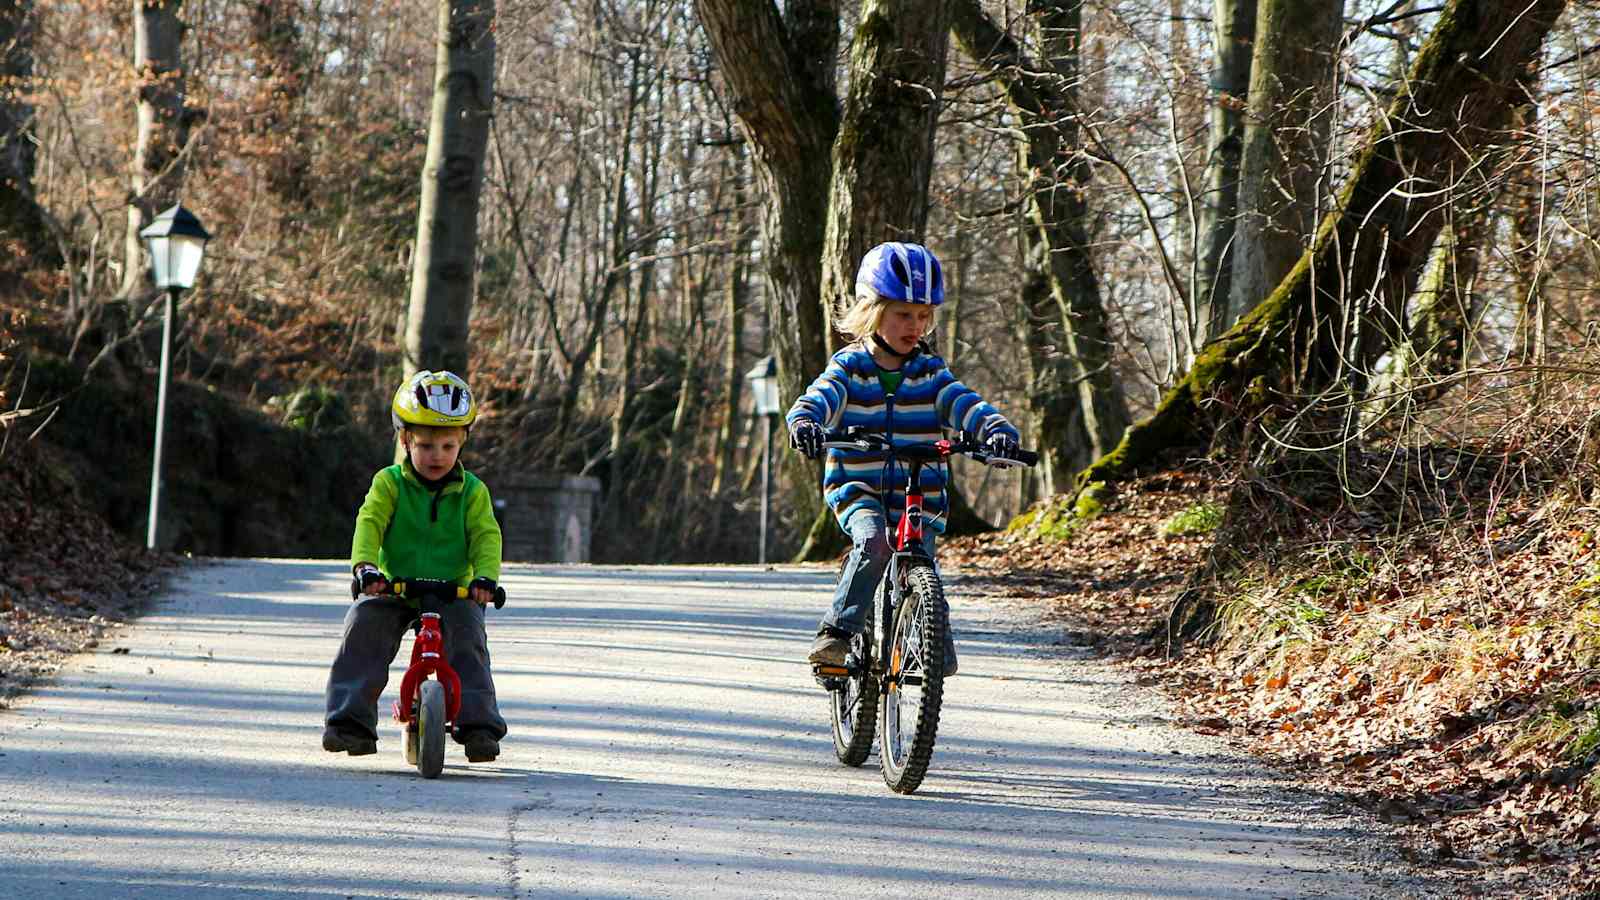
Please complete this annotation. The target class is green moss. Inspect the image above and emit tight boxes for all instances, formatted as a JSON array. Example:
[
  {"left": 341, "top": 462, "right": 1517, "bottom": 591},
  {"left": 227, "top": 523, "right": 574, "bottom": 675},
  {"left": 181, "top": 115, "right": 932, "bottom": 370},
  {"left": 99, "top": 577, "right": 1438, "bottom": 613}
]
[
  {"left": 1163, "top": 501, "right": 1223, "bottom": 537},
  {"left": 1006, "top": 509, "right": 1040, "bottom": 532},
  {"left": 1074, "top": 481, "right": 1109, "bottom": 520},
  {"left": 1008, "top": 497, "right": 1081, "bottom": 543}
]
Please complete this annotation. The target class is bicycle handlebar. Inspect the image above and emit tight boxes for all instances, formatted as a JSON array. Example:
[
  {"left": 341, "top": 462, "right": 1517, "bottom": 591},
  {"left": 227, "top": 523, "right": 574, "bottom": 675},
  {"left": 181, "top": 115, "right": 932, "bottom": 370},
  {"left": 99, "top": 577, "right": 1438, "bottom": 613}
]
[
  {"left": 386, "top": 578, "right": 507, "bottom": 610},
  {"left": 820, "top": 428, "right": 1038, "bottom": 468}
]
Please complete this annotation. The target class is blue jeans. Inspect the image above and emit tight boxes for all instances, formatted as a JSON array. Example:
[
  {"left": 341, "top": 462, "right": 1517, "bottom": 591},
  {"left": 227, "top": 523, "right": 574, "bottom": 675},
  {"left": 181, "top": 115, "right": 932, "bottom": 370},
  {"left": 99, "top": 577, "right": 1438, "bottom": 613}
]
[{"left": 823, "top": 509, "right": 935, "bottom": 636}]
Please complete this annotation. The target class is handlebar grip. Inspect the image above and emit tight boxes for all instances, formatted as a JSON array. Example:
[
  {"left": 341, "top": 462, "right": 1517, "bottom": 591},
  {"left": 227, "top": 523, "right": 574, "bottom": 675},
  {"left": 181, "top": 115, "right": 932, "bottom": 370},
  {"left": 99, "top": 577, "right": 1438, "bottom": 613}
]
[
  {"left": 494, "top": 587, "right": 506, "bottom": 610},
  {"left": 1015, "top": 448, "right": 1039, "bottom": 466}
]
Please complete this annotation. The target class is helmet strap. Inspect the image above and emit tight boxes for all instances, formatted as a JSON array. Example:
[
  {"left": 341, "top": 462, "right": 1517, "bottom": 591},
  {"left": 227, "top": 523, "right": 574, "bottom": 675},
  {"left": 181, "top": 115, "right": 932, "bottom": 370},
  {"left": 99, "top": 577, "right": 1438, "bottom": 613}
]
[{"left": 872, "top": 332, "right": 920, "bottom": 362}]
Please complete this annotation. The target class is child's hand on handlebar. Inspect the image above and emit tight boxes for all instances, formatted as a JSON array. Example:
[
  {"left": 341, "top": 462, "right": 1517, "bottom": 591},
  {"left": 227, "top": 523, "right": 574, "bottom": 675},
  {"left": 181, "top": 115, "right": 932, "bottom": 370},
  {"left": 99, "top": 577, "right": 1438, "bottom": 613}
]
[
  {"left": 985, "top": 432, "right": 1019, "bottom": 460},
  {"left": 468, "top": 577, "right": 498, "bottom": 607},
  {"left": 352, "top": 562, "right": 388, "bottom": 599},
  {"left": 789, "top": 419, "right": 825, "bottom": 459}
]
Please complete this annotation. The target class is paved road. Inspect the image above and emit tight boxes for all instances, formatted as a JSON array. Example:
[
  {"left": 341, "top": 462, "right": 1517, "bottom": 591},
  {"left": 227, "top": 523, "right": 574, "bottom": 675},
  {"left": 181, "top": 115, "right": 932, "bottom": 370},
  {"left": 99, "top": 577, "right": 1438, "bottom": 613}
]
[{"left": 0, "top": 560, "right": 1417, "bottom": 898}]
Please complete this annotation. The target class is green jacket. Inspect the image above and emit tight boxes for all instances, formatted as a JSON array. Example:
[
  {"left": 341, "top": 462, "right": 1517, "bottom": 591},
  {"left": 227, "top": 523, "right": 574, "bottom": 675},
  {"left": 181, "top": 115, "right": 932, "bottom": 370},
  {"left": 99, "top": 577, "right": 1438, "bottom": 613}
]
[{"left": 350, "top": 459, "right": 501, "bottom": 587}]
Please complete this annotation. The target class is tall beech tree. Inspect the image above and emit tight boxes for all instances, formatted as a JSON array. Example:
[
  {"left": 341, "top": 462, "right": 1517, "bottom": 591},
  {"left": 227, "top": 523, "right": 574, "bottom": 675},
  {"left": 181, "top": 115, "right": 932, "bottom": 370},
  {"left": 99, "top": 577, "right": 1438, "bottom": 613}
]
[
  {"left": 1223, "top": 0, "right": 1345, "bottom": 328},
  {"left": 694, "top": 0, "right": 840, "bottom": 539},
  {"left": 1076, "top": 0, "right": 1568, "bottom": 494},
  {"left": 404, "top": 0, "right": 495, "bottom": 378}
]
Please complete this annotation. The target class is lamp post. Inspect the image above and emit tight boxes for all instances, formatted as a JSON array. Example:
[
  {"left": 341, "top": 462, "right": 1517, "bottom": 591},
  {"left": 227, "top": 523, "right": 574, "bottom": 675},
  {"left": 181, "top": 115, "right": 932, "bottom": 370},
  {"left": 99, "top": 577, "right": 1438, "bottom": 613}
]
[
  {"left": 140, "top": 204, "right": 211, "bottom": 550},
  {"left": 744, "top": 356, "right": 781, "bottom": 565}
]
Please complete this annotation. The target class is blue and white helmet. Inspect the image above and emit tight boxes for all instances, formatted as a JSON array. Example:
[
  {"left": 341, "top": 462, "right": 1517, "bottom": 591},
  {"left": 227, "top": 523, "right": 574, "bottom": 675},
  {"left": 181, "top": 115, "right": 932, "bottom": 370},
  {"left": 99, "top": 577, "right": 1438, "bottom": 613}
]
[{"left": 856, "top": 241, "right": 944, "bottom": 306}]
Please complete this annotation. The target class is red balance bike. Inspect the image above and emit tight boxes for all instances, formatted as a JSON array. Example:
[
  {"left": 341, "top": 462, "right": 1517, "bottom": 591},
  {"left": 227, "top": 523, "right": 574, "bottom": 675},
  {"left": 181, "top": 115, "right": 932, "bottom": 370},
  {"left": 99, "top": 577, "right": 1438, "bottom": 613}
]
[
  {"left": 813, "top": 428, "right": 1035, "bottom": 793},
  {"left": 384, "top": 578, "right": 505, "bottom": 778}
]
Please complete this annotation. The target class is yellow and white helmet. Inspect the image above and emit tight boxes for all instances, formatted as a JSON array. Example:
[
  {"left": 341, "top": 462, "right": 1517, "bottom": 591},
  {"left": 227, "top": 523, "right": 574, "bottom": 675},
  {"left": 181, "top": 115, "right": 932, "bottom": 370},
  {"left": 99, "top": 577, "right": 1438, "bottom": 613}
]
[{"left": 391, "top": 370, "right": 477, "bottom": 430}]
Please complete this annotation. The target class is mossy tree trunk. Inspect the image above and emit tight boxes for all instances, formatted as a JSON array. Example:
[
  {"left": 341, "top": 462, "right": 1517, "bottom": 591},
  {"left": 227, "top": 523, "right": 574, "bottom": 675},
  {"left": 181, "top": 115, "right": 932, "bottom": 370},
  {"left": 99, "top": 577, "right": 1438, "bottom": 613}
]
[
  {"left": 1076, "top": 0, "right": 1567, "bottom": 496},
  {"left": 794, "top": 0, "right": 957, "bottom": 561},
  {"left": 1363, "top": 206, "right": 1488, "bottom": 425},
  {"left": 819, "top": 0, "right": 952, "bottom": 339}
]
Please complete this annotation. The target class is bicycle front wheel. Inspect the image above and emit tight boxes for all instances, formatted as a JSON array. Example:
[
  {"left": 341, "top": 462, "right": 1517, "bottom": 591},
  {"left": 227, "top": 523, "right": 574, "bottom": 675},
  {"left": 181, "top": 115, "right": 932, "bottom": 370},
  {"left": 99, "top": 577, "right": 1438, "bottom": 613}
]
[
  {"left": 417, "top": 680, "right": 447, "bottom": 779},
  {"left": 879, "top": 562, "right": 948, "bottom": 794},
  {"left": 830, "top": 629, "right": 878, "bottom": 766}
]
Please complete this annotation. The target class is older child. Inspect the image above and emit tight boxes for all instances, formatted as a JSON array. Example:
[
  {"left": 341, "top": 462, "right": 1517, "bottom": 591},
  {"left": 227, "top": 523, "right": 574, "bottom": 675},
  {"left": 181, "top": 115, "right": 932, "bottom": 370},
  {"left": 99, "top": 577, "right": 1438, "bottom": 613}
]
[
  {"left": 322, "top": 370, "right": 507, "bottom": 762},
  {"left": 786, "top": 241, "right": 1019, "bottom": 673}
]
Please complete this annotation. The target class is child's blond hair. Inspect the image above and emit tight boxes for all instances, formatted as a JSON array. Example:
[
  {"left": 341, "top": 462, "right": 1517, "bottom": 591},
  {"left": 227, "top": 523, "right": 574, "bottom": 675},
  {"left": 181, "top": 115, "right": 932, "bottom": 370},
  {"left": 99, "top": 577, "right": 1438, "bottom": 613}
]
[{"left": 835, "top": 286, "right": 939, "bottom": 345}]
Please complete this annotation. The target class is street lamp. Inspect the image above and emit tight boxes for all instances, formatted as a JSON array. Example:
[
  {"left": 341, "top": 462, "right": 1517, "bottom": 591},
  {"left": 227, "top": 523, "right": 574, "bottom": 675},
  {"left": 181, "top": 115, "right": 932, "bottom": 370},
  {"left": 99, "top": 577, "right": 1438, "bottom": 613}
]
[
  {"left": 744, "top": 355, "right": 781, "bottom": 565},
  {"left": 140, "top": 204, "right": 211, "bottom": 549}
]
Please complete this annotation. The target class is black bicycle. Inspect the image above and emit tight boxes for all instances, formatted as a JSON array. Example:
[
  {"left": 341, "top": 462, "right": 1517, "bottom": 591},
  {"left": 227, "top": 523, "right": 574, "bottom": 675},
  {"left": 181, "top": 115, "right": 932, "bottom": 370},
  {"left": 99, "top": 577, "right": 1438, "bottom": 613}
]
[{"left": 812, "top": 429, "right": 1036, "bottom": 793}]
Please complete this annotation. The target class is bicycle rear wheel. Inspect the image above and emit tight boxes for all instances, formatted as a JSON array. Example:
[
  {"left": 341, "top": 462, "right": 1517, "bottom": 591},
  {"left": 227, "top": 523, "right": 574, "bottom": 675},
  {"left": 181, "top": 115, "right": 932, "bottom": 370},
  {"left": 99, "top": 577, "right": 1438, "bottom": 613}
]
[
  {"left": 416, "top": 680, "right": 447, "bottom": 778},
  {"left": 878, "top": 562, "right": 947, "bottom": 794},
  {"left": 830, "top": 629, "right": 878, "bottom": 766}
]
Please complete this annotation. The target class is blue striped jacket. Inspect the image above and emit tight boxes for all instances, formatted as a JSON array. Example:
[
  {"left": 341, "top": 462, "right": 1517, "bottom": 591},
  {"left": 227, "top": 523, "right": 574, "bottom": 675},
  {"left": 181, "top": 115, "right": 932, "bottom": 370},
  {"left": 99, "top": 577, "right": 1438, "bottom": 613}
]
[{"left": 785, "top": 343, "right": 1018, "bottom": 534}]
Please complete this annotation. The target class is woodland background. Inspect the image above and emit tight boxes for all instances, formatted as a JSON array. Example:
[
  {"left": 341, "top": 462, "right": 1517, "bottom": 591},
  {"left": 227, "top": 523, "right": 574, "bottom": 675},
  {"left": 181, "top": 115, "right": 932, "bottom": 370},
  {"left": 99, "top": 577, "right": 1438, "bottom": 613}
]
[
  {"left": 3, "top": 0, "right": 1597, "bottom": 563},
  {"left": 4, "top": 0, "right": 1600, "bottom": 893}
]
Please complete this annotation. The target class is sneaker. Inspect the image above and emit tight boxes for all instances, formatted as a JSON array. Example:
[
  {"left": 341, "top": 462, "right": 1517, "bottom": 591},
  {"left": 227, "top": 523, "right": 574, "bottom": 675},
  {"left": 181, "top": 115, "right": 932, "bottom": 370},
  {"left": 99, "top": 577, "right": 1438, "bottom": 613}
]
[
  {"left": 322, "top": 725, "right": 377, "bottom": 756},
  {"left": 808, "top": 627, "right": 852, "bottom": 667},
  {"left": 460, "top": 730, "right": 500, "bottom": 763},
  {"left": 943, "top": 630, "right": 959, "bottom": 677}
]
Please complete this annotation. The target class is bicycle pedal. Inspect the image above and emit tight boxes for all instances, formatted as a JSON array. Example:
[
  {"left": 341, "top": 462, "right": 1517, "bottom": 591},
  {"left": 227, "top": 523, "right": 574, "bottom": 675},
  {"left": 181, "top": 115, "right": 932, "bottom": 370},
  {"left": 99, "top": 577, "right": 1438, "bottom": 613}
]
[{"left": 812, "top": 663, "right": 851, "bottom": 677}]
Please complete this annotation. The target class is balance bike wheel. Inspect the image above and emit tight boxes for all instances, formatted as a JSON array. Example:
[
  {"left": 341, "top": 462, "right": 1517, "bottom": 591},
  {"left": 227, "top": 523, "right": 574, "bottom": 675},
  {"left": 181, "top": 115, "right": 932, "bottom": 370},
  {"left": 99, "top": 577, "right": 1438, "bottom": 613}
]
[{"left": 417, "top": 680, "right": 447, "bottom": 778}]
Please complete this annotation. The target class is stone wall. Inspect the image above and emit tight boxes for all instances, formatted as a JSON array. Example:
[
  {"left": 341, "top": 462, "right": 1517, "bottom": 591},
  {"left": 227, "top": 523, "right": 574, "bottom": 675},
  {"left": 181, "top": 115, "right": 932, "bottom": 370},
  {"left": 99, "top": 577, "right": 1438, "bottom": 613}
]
[{"left": 490, "top": 475, "right": 601, "bottom": 563}]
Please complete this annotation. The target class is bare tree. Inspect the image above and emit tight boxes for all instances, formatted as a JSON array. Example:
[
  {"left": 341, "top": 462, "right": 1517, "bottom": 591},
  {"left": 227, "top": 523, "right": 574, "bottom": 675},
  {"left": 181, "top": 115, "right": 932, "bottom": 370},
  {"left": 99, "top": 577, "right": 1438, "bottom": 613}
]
[
  {"left": 951, "top": 0, "right": 1131, "bottom": 482},
  {"left": 1194, "top": 0, "right": 1256, "bottom": 345},
  {"left": 0, "top": 0, "right": 51, "bottom": 261},
  {"left": 118, "top": 0, "right": 192, "bottom": 300},
  {"left": 404, "top": 0, "right": 496, "bottom": 377},
  {"left": 1223, "top": 0, "right": 1345, "bottom": 326},
  {"left": 1077, "top": 0, "right": 1568, "bottom": 492}
]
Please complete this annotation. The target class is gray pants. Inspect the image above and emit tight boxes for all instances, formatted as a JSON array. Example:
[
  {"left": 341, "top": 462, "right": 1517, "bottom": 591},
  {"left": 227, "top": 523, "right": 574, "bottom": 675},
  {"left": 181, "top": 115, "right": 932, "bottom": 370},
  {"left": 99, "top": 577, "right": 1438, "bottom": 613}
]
[{"left": 324, "top": 594, "right": 506, "bottom": 742}]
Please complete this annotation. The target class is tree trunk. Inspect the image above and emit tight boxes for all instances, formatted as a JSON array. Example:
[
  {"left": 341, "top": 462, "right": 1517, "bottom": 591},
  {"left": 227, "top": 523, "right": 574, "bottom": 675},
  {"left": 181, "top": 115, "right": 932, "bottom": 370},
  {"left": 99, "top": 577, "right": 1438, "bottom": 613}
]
[
  {"left": 794, "top": 0, "right": 954, "bottom": 563},
  {"left": 1020, "top": 228, "right": 1092, "bottom": 484},
  {"left": 1194, "top": 0, "right": 1256, "bottom": 345},
  {"left": 950, "top": 0, "right": 1131, "bottom": 463},
  {"left": 119, "top": 0, "right": 191, "bottom": 300},
  {"left": 710, "top": 150, "right": 753, "bottom": 496},
  {"left": 818, "top": 0, "right": 953, "bottom": 339},
  {"left": 0, "top": 0, "right": 51, "bottom": 264},
  {"left": 1075, "top": 0, "right": 1568, "bottom": 493},
  {"left": 695, "top": 0, "right": 839, "bottom": 546},
  {"left": 1224, "top": 0, "right": 1344, "bottom": 328},
  {"left": 404, "top": 0, "right": 495, "bottom": 377}
]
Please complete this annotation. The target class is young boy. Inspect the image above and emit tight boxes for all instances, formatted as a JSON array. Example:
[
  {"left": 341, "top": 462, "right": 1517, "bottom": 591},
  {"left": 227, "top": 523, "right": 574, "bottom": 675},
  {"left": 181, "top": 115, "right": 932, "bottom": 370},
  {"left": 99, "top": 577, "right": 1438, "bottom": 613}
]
[
  {"left": 786, "top": 241, "right": 1019, "bottom": 674},
  {"left": 322, "top": 370, "right": 507, "bottom": 763}
]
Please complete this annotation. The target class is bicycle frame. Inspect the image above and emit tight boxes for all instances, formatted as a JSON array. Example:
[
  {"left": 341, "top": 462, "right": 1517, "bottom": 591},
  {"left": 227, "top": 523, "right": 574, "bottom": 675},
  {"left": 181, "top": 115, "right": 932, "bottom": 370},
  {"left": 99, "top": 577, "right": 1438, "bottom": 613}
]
[
  {"left": 878, "top": 452, "right": 939, "bottom": 680},
  {"left": 393, "top": 606, "right": 464, "bottom": 727}
]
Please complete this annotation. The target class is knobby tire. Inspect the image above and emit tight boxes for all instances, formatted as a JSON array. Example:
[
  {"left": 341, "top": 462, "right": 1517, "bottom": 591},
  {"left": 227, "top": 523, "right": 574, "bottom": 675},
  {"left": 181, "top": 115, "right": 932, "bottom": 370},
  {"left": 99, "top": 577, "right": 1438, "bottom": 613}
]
[
  {"left": 879, "top": 562, "right": 947, "bottom": 794},
  {"left": 830, "top": 627, "right": 878, "bottom": 766}
]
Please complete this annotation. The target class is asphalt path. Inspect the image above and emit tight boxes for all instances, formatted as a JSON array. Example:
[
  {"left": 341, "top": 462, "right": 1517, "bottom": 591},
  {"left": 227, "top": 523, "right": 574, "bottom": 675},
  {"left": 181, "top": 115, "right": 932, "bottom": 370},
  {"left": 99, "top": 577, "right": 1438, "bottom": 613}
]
[{"left": 0, "top": 560, "right": 1423, "bottom": 899}]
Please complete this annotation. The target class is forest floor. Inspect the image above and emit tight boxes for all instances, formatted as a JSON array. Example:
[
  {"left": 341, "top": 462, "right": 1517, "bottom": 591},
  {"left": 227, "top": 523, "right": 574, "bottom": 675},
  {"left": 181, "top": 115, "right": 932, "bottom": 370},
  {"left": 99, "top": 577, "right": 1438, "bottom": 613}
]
[
  {"left": 3, "top": 429, "right": 1598, "bottom": 896},
  {"left": 945, "top": 453, "right": 1600, "bottom": 899}
]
